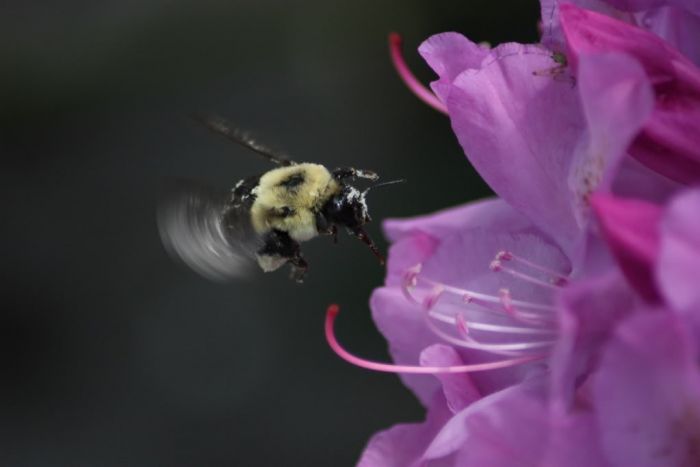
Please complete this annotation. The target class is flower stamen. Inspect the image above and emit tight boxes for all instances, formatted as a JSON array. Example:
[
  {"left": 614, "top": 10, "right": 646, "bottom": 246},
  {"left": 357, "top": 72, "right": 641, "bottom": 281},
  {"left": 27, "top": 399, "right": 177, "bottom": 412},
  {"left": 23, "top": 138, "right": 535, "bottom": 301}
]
[
  {"left": 424, "top": 315, "right": 555, "bottom": 356},
  {"left": 491, "top": 261, "right": 562, "bottom": 290},
  {"left": 402, "top": 264, "right": 556, "bottom": 314},
  {"left": 496, "top": 250, "right": 570, "bottom": 285},
  {"left": 396, "top": 248, "right": 567, "bottom": 362},
  {"left": 389, "top": 32, "right": 449, "bottom": 115}
]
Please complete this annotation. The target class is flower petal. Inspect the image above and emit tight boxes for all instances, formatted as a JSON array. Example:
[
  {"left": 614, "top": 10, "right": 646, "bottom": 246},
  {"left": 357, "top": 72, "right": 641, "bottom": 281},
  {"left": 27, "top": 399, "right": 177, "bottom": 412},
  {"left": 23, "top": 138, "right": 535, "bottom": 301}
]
[
  {"left": 657, "top": 187, "right": 700, "bottom": 316},
  {"left": 422, "top": 380, "right": 548, "bottom": 464},
  {"left": 443, "top": 43, "right": 652, "bottom": 260},
  {"left": 357, "top": 392, "right": 453, "bottom": 467},
  {"left": 446, "top": 43, "right": 586, "bottom": 256},
  {"left": 371, "top": 287, "right": 441, "bottom": 407},
  {"left": 373, "top": 199, "right": 568, "bottom": 403},
  {"left": 590, "top": 194, "right": 663, "bottom": 301},
  {"left": 611, "top": 157, "right": 680, "bottom": 204},
  {"left": 383, "top": 198, "right": 532, "bottom": 244},
  {"left": 560, "top": 3, "right": 700, "bottom": 184},
  {"left": 550, "top": 270, "right": 638, "bottom": 412},
  {"left": 603, "top": 0, "right": 700, "bottom": 16},
  {"left": 420, "top": 378, "right": 609, "bottom": 467},
  {"left": 419, "top": 344, "right": 481, "bottom": 414},
  {"left": 639, "top": 6, "right": 700, "bottom": 66},
  {"left": 418, "top": 32, "right": 489, "bottom": 103},
  {"left": 539, "top": 0, "right": 632, "bottom": 48},
  {"left": 569, "top": 52, "right": 655, "bottom": 232},
  {"left": 593, "top": 312, "right": 700, "bottom": 467},
  {"left": 383, "top": 198, "right": 536, "bottom": 287}
]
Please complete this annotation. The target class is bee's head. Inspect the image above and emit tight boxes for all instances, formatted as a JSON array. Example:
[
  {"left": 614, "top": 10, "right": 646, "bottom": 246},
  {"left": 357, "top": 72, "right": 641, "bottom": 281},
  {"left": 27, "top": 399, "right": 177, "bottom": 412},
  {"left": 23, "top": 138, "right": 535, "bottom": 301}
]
[
  {"left": 323, "top": 185, "right": 371, "bottom": 231},
  {"left": 321, "top": 179, "right": 404, "bottom": 265}
]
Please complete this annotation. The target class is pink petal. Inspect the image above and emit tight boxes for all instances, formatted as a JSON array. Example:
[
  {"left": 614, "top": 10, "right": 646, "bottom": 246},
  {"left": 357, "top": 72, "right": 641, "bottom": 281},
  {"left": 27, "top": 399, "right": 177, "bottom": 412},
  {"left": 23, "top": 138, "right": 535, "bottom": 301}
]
[
  {"left": 419, "top": 344, "right": 481, "bottom": 414},
  {"left": 422, "top": 381, "right": 548, "bottom": 464},
  {"left": 421, "top": 379, "right": 611, "bottom": 466},
  {"left": 590, "top": 194, "right": 663, "bottom": 301},
  {"left": 570, "top": 52, "right": 655, "bottom": 229},
  {"left": 593, "top": 312, "right": 700, "bottom": 467},
  {"left": 540, "top": 0, "right": 633, "bottom": 48},
  {"left": 604, "top": 0, "right": 700, "bottom": 16},
  {"left": 383, "top": 197, "right": 532, "bottom": 244},
  {"left": 657, "top": 187, "right": 700, "bottom": 315},
  {"left": 446, "top": 43, "right": 586, "bottom": 257},
  {"left": 357, "top": 392, "right": 453, "bottom": 467},
  {"left": 371, "top": 287, "right": 441, "bottom": 407},
  {"left": 550, "top": 270, "right": 638, "bottom": 412},
  {"left": 560, "top": 3, "right": 700, "bottom": 184},
  {"left": 641, "top": 6, "right": 700, "bottom": 66},
  {"left": 373, "top": 199, "right": 567, "bottom": 402},
  {"left": 418, "top": 32, "right": 489, "bottom": 103},
  {"left": 444, "top": 43, "right": 653, "bottom": 261}
]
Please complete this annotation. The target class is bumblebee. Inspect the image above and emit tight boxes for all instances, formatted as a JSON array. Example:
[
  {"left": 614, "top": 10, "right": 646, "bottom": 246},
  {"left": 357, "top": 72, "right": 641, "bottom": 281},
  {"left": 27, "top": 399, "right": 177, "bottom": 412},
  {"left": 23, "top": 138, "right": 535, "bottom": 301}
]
[{"left": 158, "top": 114, "right": 399, "bottom": 282}]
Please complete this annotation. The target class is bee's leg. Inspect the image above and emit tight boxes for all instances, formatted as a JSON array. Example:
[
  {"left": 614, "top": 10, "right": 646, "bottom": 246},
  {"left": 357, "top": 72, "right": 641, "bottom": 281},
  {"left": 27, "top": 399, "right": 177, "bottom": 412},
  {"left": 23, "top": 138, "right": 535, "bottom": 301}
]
[
  {"left": 350, "top": 227, "right": 385, "bottom": 265},
  {"left": 332, "top": 167, "right": 379, "bottom": 182},
  {"left": 315, "top": 211, "right": 338, "bottom": 243},
  {"left": 288, "top": 253, "right": 308, "bottom": 283}
]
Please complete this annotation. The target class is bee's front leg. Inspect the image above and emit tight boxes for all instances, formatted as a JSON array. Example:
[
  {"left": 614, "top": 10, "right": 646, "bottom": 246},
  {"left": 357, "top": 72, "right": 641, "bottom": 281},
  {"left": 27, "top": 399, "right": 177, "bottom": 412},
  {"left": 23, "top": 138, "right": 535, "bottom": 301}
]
[
  {"left": 315, "top": 211, "right": 338, "bottom": 243},
  {"left": 332, "top": 167, "right": 379, "bottom": 182}
]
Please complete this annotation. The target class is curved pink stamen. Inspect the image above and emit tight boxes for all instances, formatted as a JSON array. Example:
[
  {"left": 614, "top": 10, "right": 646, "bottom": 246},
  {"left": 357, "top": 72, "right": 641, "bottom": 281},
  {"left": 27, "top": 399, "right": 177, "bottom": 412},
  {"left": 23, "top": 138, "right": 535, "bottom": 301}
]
[
  {"left": 389, "top": 32, "right": 448, "bottom": 115},
  {"left": 325, "top": 304, "right": 544, "bottom": 374}
]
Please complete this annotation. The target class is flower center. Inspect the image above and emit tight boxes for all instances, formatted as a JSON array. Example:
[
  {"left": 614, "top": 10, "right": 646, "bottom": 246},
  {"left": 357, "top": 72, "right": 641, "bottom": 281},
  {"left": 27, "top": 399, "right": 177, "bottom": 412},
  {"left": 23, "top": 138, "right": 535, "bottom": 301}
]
[{"left": 325, "top": 249, "right": 568, "bottom": 374}]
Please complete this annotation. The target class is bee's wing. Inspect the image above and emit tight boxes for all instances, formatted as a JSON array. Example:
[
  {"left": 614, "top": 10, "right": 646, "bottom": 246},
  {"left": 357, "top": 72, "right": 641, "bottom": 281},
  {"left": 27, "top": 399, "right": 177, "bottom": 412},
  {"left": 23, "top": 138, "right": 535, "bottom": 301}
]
[{"left": 157, "top": 179, "right": 262, "bottom": 281}]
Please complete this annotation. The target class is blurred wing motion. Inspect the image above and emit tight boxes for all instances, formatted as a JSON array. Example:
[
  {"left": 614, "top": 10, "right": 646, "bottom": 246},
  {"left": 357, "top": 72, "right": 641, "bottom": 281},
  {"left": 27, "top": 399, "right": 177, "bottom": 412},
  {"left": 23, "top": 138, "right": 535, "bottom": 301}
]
[{"left": 157, "top": 179, "right": 260, "bottom": 280}]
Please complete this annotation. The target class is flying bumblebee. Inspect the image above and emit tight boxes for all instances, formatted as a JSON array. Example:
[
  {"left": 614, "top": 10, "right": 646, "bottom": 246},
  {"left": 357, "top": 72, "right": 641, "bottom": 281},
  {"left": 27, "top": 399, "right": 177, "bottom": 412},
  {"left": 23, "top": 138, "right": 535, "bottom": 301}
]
[{"left": 158, "top": 114, "right": 402, "bottom": 283}]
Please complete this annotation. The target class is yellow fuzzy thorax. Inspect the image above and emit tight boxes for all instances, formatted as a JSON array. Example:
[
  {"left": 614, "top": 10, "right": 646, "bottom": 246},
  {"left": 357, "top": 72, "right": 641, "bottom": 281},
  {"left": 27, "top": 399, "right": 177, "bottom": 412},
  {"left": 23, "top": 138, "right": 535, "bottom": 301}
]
[{"left": 250, "top": 163, "right": 341, "bottom": 241}]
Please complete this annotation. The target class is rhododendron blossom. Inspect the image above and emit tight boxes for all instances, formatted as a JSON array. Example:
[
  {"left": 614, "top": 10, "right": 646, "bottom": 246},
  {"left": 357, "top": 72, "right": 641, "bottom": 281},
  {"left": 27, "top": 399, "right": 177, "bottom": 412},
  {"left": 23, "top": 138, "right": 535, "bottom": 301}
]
[{"left": 323, "top": 2, "right": 700, "bottom": 466}]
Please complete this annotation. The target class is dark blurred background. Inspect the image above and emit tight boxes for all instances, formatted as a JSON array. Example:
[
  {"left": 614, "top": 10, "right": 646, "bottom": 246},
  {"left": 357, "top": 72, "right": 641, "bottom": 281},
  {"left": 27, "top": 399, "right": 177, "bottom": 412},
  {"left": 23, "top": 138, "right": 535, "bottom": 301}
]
[{"left": 1, "top": 1, "right": 538, "bottom": 466}]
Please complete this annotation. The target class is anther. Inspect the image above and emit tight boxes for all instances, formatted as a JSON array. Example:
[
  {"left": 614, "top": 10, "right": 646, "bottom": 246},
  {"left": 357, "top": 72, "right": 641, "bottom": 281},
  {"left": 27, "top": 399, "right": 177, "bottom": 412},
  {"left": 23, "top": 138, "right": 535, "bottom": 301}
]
[
  {"left": 455, "top": 313, "right": 469, "bottom": 337},
  {"left": 423, "top": 285, "right": 444, "bottom": 310},
  {"left": 494, "top": 250, "right": 570, "bottom": 284},
  {"left": 496, "top": 250, "right": 513, "bottom": 261},
  {"left": 499, "top": 288, "right": 514, "bottom": 314}
]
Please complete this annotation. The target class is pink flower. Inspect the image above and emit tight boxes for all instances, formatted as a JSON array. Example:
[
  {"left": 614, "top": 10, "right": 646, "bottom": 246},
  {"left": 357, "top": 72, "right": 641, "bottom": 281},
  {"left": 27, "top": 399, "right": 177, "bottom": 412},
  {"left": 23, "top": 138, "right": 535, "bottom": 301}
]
[{"left": 328, "top": 3, "right": 700, "bottom": 466}]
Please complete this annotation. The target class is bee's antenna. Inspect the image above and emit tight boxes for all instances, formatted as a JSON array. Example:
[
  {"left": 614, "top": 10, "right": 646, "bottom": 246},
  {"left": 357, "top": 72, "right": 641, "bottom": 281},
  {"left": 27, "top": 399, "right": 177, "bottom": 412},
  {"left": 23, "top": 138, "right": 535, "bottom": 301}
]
[
  {"left": 362, "top": 178, "right": 406, "bottom": 197},
  {"left": 190, "top": 113, "right": 293, "bottom": 166}
]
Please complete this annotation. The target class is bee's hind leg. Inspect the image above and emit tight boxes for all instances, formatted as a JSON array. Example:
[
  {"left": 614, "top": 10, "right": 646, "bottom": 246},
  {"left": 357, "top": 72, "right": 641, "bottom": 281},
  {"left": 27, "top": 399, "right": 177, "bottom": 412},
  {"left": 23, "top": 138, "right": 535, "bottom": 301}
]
[{"left": 288, "top": 254, "right": 308, "bottom": 283}]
